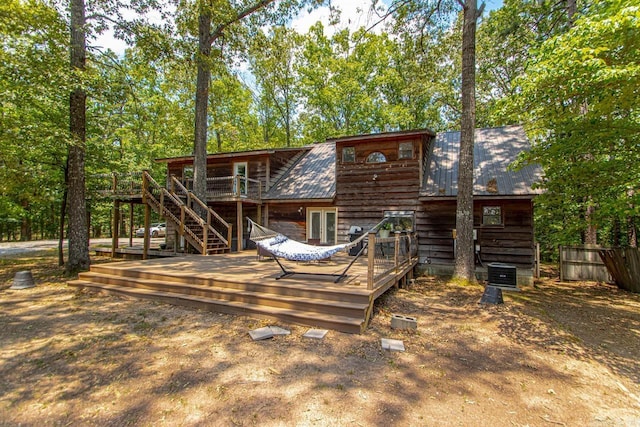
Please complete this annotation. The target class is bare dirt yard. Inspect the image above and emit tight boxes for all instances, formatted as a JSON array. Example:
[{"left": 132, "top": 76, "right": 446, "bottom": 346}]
[{"left": 1, "top": 251, "right": 639, "bottom": 426}]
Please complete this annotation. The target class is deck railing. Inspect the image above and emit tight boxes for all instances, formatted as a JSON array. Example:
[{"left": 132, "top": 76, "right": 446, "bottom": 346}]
[
  {"left": 169, "top": 176, "right": 232, "bottom": 248},
  {"left": 143, "top": 171, "right": 208, "bottom": 254},
  {"left": 366, "top": 231, "right": 418, "bottom": 290},
  {"left": 92, "top": 172, "right": 263, "bottom": 202},
  {"left": 205, "top": 176, "right": 262, "bottom": 200},
  {"left": 91, "top": 172, "right": 143, "bottom": 198}
]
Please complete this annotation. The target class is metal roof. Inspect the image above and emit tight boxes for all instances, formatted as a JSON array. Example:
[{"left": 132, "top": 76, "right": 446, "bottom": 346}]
[
  {"left": 264, "top": 142, "right": 336, "bottom": 201},
  {"left": 421, "top": 125, "right": 543, "bottom": 198}
]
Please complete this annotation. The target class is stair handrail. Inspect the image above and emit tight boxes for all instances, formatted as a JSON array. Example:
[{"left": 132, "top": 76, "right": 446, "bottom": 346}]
[
  {"left": 170, "top": 176, "right": 231, "bottom": 247},
  {"left": 143, "top": 171, "right": 206, "bottom": 250}
]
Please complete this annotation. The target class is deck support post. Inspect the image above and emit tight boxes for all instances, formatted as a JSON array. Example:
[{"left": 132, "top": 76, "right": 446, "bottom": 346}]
[
  {"left": 237, "top": 201, "right": 243, "bottom": 252},
  {"left": 367, "top": 231, "right": 376, "bottom": 290},
  {"left": 111, "top": 199, "right": 120, "bottom": 258},
  {"left": 128, "top": 202, "right": 134, "bottom": 247},
  {"left": 143, "top": 202, "right": 150, "bottom": 260},
  {"left": 263, "top": 204, "right": 269, "bottom": 227}
]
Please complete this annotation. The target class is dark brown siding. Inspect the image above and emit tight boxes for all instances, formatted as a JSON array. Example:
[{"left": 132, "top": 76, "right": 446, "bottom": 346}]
[
  {"left": 418, "top": 199, "right": 535, "bottom": 268},
  {"left": 335, "top": 137, "right": 423, "bottom": 239},
  {"left": 267, "top": 202, "right": 334, "bottom": 242}
]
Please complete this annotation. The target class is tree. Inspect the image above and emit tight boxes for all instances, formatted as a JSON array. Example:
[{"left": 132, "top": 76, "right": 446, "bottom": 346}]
[
  {"left": 249, "top": 27, "right": 301, "bottom": 147},
  {"left": 453, "top": 0, "right": 483, "bottom": 281},
  {"left": 515, "top": 0, "right": 640, "bottom": 253},
  {"left": 66, "top": 0, "right": 90, "bottom": 273},
  {"left": 383, "top": 0, "right": 483, "bottom": 282}
]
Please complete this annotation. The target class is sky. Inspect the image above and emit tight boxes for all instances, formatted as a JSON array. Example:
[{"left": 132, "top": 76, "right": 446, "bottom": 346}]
[{"left": 94, "top": 0, "right": 504, "bottom": 57}]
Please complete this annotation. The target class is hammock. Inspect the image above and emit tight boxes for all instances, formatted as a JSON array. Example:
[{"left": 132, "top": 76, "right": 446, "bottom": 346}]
[{"left": 247, "top": 218, "right": 384, "bottom": 282}]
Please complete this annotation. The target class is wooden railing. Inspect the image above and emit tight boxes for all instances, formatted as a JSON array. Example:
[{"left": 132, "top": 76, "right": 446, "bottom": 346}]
[
  {"left": 91, "top": 171, "right": 143, "bottom": 198},
  {"left": 169, "top": 176, "right": 232, "bottom": 249},
  {"left": 92, "top": 172, "right": 263, "bottom": 202},
  {"left": 142, "top": 171, "right": 209, "bottom": 254},
  {"left": 366, "top": 231, "right": 418, "bottom": 290},
  {"left": 202, "top": 176, "right": 263, "bottom": 200}
]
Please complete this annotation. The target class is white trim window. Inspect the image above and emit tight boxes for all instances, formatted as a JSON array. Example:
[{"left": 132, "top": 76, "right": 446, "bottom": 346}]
[{"left": 307, "top": 208, "right": 337, "bottom": 245}]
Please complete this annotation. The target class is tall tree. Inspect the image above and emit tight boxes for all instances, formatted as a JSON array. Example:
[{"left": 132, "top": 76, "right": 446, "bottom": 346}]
[
  {"left": 66, "top": 0, "right": 90, "bottom": 273},
  {"left": 383, "top": 0, "right": 483, "bottom": 282},
  {"left": 453, "top": 0, "right": 483, "bottom": 281},
  {"left": 192, "top": 0, "right": 278, "bottom": 203}
]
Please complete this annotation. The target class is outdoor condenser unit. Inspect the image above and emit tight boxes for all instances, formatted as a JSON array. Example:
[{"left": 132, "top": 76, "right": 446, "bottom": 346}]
[{"left": 487, "top": 263, "right": 517, "bottom": 289}]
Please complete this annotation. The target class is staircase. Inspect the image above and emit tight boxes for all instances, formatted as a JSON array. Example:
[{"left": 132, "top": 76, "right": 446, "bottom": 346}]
[
  {"left": 68, "top": 258, "right": 371, "bottom": 334},
  {"left": 143, "top": 172, "right": 232, "bottom": 255}
]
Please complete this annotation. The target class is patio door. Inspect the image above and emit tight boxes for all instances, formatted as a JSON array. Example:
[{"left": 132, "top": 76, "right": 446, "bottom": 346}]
[
  {"left": 233, "top": 162, "right": 247, "bottom": 196},
  {"left": 308, "top": 208, "right": 337, "bottom": 245}
]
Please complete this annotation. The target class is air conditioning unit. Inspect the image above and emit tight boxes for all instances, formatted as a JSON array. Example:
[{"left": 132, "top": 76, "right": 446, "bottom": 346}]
[{"left": 487, "top": 263, "right": 517, "bottom": 289}]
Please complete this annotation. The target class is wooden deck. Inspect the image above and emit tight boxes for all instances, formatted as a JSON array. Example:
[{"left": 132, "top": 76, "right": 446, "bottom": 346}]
[{"left": 69, "top": 251, "right": 417, "bottom": 333}]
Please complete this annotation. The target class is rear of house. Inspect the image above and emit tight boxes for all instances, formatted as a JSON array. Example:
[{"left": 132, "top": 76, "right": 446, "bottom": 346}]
[{"left": 158, "top": 125, "right": 541, "bottom": 282}]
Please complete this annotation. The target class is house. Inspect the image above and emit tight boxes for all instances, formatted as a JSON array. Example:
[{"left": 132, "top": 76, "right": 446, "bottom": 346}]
[{"left": 153, "top": 125, "right": 541, "bottom": 283}]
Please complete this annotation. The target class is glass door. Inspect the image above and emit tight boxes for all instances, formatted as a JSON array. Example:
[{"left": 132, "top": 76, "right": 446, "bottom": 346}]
[
  {"left": 308, "top": 209, "right": 337, "bottom": 245},
  {"left": 233, "top": 162, "right": 247, "bottom": 196}
]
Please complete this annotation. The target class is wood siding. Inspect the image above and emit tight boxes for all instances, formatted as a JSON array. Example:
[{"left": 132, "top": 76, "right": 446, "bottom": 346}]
[
  {"left": 267, "top": 202, "right": 334, "bottom": 243},
  {"left": 418, "top": 199, "right": 535, "bottom": 268},
  {"left": 335, "top": 137, "right": 425, "bottom": 240}
]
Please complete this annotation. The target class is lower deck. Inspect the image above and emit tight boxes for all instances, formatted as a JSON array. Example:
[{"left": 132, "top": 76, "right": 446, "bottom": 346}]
[{"left": 70, "top": 251, "right": 417, "bottom": 333}]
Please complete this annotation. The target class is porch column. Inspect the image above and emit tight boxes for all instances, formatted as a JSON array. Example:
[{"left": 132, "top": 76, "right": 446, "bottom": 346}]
[
  {"left": 111, "top": 200, "right": 120, "bottom": 258},
  {"left": 143, "top": 203, "right": 150, "bottom": 260},
  {"left": 128, "top": 202, "right": 134, "bottom": 247},
  {"left": 237, "top": 201, "right": 243, "bottom": 252}
]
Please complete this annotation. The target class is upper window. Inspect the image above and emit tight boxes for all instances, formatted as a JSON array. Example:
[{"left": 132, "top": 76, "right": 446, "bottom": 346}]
[
  {"left": 398, "top": 142, "right": 414, "bottom": 159},
  {"left": 482, "top": 206, "right": 502, "bottom": 226},
  {"left": 342, "top": 147, "right": 355, "bottom": 163},
  {"left": 366, "top": 152, "right": 387, "bottom": 163}
]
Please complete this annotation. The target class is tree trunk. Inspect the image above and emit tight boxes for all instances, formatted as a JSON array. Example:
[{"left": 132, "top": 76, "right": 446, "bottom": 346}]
[
  {"left": 629, "top": 217, "right": 637, "bottom": 248},
  {"left": 193, "top": 8, "right": 212, "bottom": 204},
  {"left": 66, "top": 0, "right": 90, "bottom": 274},
  {"left": 584, "top": 203, "right": 597, "bottom": 245},
  {"left": 454, "top": 0, "right": 479, "bottom": 282}
]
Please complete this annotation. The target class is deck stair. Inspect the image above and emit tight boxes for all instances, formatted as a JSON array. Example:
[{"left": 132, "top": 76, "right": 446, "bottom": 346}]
[
  {"left": 68, "top": 261, "right": 371, "bottom": 334},
  {"left": 143, "top": 172, "right": 231, "bottom": 255}
]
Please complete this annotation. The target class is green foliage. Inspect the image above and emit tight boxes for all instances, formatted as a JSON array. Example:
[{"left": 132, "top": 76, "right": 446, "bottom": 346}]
[
  {"left": 0, "top": 0, "right": 70, "bottom": 240},
  {"left": 514, "top": 0, "right": 640, "bottom": 254}
]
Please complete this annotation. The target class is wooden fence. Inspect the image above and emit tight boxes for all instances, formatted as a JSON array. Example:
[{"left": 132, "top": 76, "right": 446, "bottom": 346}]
[
  {"left": 559, "top": 245, "right": 612, "bottom": 283},
  {"left": 599, "top": 248, "right": 640, "bottom": 293}
]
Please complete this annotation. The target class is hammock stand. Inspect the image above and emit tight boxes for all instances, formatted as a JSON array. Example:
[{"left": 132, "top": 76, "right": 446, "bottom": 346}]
[{"left": 247, "top": 218, "right": 384, "bottom": 283}]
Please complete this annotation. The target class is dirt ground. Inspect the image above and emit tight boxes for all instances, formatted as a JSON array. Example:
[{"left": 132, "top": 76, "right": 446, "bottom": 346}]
[{"left": 1, "top": 252, "right": 639, "bottom": 426}]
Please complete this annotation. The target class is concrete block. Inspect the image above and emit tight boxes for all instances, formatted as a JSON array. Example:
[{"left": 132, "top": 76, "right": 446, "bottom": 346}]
[
  {"left": 249, "top": 327, "right": 274, "bottom": 341},
  {"left": 269, "top": 326, "right": 291, "bottom": 336},
  {"left": 391, "top": 314, "right": 417, "bottom": 330},
  {"left": 381, "top": 338, "right": 405, "bottom": 352},
  {"left": 303, "top": 329, "right": 328, "bottom": 339}
]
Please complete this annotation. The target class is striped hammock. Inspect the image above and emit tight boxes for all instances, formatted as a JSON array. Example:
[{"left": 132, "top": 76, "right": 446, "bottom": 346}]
[{"left": 247, "top": 219, "right": 375, "bottom": 262}]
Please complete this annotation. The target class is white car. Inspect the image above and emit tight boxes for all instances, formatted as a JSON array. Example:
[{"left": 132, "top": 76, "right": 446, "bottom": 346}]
[{"left": 135, "top": 223, "right": 166, "bottom": 238}]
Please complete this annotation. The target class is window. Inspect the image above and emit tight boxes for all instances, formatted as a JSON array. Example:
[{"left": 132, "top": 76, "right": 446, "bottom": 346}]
[
  {"left": 482, "top": 206, "right": 502, "bottom": 226},
  {"left": 366, "top": 151, "right": 386, "bottom": 163},
  {"left": 308, "top": 208, "right": 337, "bottom": 244},
  {"left": 342, "top": 147, "right": 355, "bottom": 163},
  {"left": 383, "top": 211, "right": 414, "bottom": 232},
  {"left": 398, "top": 142, "right": 414, "bottom": 159}
]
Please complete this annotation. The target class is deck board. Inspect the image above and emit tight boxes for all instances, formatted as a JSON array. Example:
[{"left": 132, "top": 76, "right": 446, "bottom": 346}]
[{"left": 72, "top": 251, "right": 416, "bottom": 333}]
